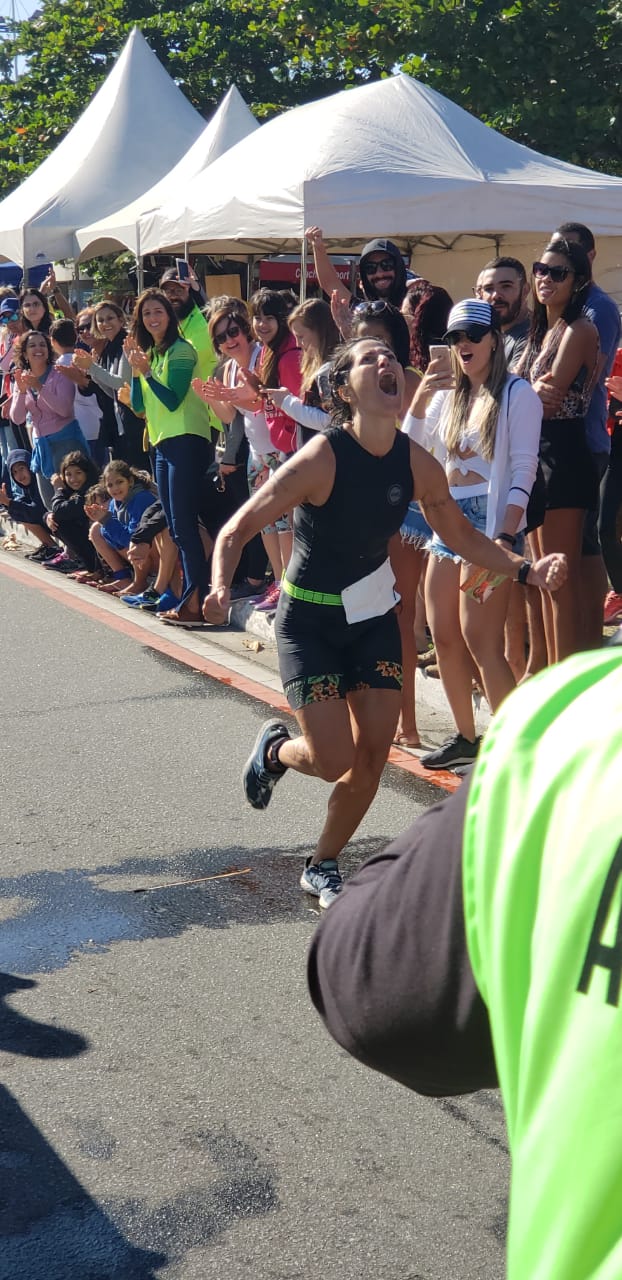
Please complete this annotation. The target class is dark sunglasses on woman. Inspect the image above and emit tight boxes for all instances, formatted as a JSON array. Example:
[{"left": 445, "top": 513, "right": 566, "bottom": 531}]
[
  {"left": 214, "top": 320, "right": 244, "bottom": 344},
  {"left": 77, "top": 323, "right": 92, "bottom": 333},
  {"left": 532, "top": 262, "right": 573, "bottom": 283},
  {"left": 445, "top": 325, "right": 492, "bottom": 346}
]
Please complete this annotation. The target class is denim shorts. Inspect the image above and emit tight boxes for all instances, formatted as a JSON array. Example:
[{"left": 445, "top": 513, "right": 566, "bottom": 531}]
[
  {"left": 428, "top": 493, "right": 488, "bottom": 563},
  {"left": 400, "top": 501, "right": 432, "bottom": 550},
  {"left": 429, "top": 492, "right": 525, "bottom": 562}
]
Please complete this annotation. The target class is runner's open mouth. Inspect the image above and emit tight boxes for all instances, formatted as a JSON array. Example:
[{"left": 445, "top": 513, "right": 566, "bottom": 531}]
[{"left": 378, "top": 371, "right": 398, "bottom": 394}]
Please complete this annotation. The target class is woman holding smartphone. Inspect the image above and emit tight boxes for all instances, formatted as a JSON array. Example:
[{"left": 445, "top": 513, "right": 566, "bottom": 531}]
[{"left": 406, "top": 299, "right": 543, "bottom": 770}]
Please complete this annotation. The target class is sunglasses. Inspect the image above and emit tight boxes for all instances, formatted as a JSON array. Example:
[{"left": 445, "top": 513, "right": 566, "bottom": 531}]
[
  {"left": 365, "top": 258, "right": 395, "bottom": 275},
  {"left": 446, "top": 325, "right": 492, "bottom": 346},
  {"left": 0, "top": 313, "right": 19, "bottom": 324},
  {"left": 532, "top": 262, "right": 573, "bottom": 283},
  {"left": 214, "top": 320, "right": 243, "bottom": 344},
  {"left": 354, "top": 299, "right": 391, "bottom": 317},
  {"left": 77, "top": 324, "right": 92, "bottom": 332}
]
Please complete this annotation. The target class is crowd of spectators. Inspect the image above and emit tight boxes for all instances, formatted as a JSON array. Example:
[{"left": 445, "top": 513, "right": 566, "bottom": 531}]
[{"left": 1, "top": 221, "right": 621, "bottom": 768}]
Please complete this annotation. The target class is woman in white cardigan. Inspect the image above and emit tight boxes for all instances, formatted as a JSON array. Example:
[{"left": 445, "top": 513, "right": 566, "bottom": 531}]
[{"left": 404, "top": 299, "right": 542, "bottom": 770}]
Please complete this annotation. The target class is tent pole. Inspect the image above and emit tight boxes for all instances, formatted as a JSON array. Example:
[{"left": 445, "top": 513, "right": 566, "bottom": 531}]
[
  {"left": 73, "top": 259, "right": 80, "bottom": 311},
  {"left": 136, "top": 226, "right": 144, "bottom": 294},
  {"left": 299, "top": 237, "right": 307, "bottom": 302}
]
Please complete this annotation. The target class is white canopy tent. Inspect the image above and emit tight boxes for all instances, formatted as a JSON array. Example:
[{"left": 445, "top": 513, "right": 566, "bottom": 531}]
[
  {"left": 138, "top": 71, "right": 622, "bottom": 301},
  {"left": 0, "top": 27, "right": 204, "bottom": 269},
  {"left": 76, "top": 85, "right": 258, "bottom": 260}
]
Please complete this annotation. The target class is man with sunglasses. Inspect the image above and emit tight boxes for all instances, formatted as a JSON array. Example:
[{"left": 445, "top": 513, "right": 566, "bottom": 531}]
[
  {"left": 159, "top": 267, "right": 219, "bottom": 442},
  {"left": 306, "top": 227, "right": 408, "bottom": 309},
  {"left": 551, "top": 223, "right": 622, "bottom": 645},
  {"left": 475, "top": 257, "right": 530, "bottom": 370}
]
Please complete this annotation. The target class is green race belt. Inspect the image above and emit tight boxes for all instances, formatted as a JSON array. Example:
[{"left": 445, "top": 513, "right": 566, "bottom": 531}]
[{"left": 281, "top": 576, "right": 342, "bottom": 606}]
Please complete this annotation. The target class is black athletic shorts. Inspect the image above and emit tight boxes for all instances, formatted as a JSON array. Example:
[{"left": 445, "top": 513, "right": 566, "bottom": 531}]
[{"left": 275, "top": 595, "right": 403, "bottom": 712}]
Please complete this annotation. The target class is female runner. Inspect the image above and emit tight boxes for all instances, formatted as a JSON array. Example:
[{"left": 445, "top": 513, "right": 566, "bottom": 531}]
[{"left": 202, "top": 338, "right": 567, "bottom": 909}]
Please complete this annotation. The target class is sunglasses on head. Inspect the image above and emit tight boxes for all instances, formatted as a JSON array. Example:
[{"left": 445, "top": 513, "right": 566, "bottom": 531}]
[
  {"left": 214, "top": 320, "right": 243, "bottom": 344},
  {"left": 354, "top": 299, "right": 391, "bottom": 317},
  {"left": 532, "top": 262, "right": 572, "bottom": 283},
  {"left": 365, "top": 257, "right": 395, "bottom": 275},
  {"left": 446, "top": 325, "right": 492, "bottom": 346}
]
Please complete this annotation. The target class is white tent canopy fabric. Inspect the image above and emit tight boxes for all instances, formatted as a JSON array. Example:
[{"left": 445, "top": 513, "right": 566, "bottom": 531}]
[
  {"left": 76, "top": 85, "right": 258, "bottom": 260},
  {"left": 0, "top": 27, "right": 204, "bottom": 268},
  {"left": 139, "top": 72, "right": 622, "bottom": 256}
]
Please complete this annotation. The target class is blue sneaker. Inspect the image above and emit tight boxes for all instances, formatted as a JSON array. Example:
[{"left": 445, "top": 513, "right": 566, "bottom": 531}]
[
  {"left": 242, "top": 720, "right": 290, "bottom": 810},
  {"left": 300, "top": 857, "right": 343, "bottom": 909},
  {"left": 121, "top": 591, "right": 154, "bottom": 608},
  {"left": 153, "top": 588, "right": 181, "bottom": 615}
]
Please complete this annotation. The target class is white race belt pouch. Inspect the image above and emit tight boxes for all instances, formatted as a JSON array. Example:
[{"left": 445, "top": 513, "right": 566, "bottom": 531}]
[{"left": 341, "top": 558, "right": 400, "bottom": 624}]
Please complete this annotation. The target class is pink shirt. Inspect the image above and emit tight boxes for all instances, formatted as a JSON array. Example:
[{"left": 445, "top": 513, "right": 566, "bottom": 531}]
[{"left": 11, "top": 366, "right": 76, "bottom": 438}]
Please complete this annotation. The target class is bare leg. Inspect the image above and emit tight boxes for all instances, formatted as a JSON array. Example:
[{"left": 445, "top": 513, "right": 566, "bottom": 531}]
[
  {"left": 89, "top": 524, "right": 131, "bottom": 593},
  {"left": 390, "top": 533, "right": 424, "bottom": 746},
  {"left": 504, "top": 583, "right": 527, "bottom": 683},
  {"left": 461, "top": 572, "right": 515, "bottom": 713},
  {"left": 540, "top": 509, "right": 585, "bottom": 661},
  {"left": 278, "top": 529, "right": 293, "bottom": 576},
  {"left": 579, "top": 552, "right": 607, "bottom": 650},
  {"left": 277, "top": 690, "right": 400, "bottom": 865},
  {"left": 153, "top": 529, "right": 180, "bottom": 595},
  {"left": 425, "top": 555, "right": 479, "bottom": 741},
  {"left": 261, "top": 528, "right": 284, "bottom": 582},
  {"left": 23, "top": 522, "right": 56, "bottom": 548}
]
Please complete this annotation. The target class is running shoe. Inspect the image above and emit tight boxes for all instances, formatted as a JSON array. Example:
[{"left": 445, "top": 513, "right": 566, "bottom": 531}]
[
  {"left": 421, "top": 733, "right": 480, "bottom": 770},
  {"left": 603, "top": 591, "right": 622, "bottom": 624},
  {"left": 47, "top": 556, "right": 84, "bottom": 574},
  {"left": 26, "top": 544, "right": 58, "bottom": 562},
  {"left": 242, "top": 719, "right": 290, "bottom": 810},
  {"left": 253, "top": 582, "right": 280, "bottom": 613},
  {"left": 121, "top": 588, "right": 160, "bottom": 609},
  {"left": 42, "top": 551, "right": 68, "bottom": 568},
  {"left": 300, "top": 857, "right": 343, "bottom": 909},
  {"left": 151, "top": 588, "right": 181, "bottom": 614}
]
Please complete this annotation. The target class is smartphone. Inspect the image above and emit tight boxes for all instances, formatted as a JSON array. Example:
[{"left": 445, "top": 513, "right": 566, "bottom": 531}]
[
  {"left": 428, "top": 343, "right": 452, "bottom": 374},
  {"left": 175, "top": 258, "right": 190, "bottom": 281}
]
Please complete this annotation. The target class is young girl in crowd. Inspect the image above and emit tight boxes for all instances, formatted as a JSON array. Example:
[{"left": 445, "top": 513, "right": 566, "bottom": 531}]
[
  {"left": 406, "top": 299, "right": 543, "bottom": 770},
  {"left": 0, "top": 448, "right": 58, "bottom": 560},
  {"left": 85, "top": 458, "right": 156, "bottom": 596},
  {"left": 74, "top": 300, "right": 150, "bottom": 471},
  {"left": 44, "top": 450, "right": 101, "bottom": 575},
  {"left": 276, "top": 299, "right": 340, "bottom": 445},
  {"left": 10, "top": 329, "right": 89, "bottom": 508},
  {"left": 50, "top": 319, "right": 103, "bottom": 464}
]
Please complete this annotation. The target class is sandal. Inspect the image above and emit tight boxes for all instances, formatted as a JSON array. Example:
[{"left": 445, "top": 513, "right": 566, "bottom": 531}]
[{"left": 96, "top": 568, "right": 132, "bottom": 595}]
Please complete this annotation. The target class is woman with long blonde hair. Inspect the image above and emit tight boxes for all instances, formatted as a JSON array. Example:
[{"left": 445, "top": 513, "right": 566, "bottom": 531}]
[{"left": 406, "top": 299, "right": 543, "bottom": 770}]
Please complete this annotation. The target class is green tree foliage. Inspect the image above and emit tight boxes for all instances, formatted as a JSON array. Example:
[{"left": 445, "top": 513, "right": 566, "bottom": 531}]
[{"left": 0, "top": 0, "right": 620, "bottom": 197}]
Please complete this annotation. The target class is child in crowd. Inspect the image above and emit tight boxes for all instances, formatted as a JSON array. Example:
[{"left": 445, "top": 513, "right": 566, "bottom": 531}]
[
  {"left": 44, "top": 450, "right": 101, "bottom": 575},
  {"left": 265, "top": 298, "right": 338, "bottom": 446},
  {"left": 84, "top": 459, "right": 156, "bottom": 596},
  {"left": 50, "top": 319, "right": 103, "bottom": 461},
  {"left": 0, "top": 448, "right": 58, "bottom": 560}
]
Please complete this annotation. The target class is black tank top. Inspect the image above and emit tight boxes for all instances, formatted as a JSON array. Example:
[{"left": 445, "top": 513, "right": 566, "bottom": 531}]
[{"left": 288, "top": 425, "right": 413, "bottom": 595}]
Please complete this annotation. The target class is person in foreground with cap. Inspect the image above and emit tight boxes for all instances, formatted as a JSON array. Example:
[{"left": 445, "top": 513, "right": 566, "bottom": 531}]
[
  {"left": 308, "top": 640, "right": 622, "bottom": 1280},
  {"left": 403, "top": 299, "right": 543, "bottom": 770},
  {"left": 202, "top": 334, "right": 564, "bottom": 909}
]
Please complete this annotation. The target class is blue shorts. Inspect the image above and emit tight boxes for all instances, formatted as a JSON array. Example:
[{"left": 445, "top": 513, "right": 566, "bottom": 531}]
[
  {"left": 429, "top": 493, "right": 525, "bottom": 562},
  {"left": 400, "top": 501, "right": 432, "bottom": 549},
  {"left": 101, "top": 522, "right": 130, "bottom": 552}
]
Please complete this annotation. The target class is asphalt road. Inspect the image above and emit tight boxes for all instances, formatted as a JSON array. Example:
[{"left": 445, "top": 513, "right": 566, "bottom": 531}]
[{"left": 0, "top": 573, "right": 509, "bottom": 1280}]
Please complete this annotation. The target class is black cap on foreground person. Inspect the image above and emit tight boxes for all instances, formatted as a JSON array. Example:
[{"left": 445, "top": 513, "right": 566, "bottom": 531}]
[
  {"left": 358, "top": 239, "right": 408, "bottom": 307},
  {"left": 308, "top": 644, "right": 622, "bottom": 1280}
]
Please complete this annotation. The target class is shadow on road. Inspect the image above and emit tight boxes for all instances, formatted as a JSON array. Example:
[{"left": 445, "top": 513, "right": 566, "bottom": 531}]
[{"left": 0, "top": 836, "right": 390, "bottom": 974}]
